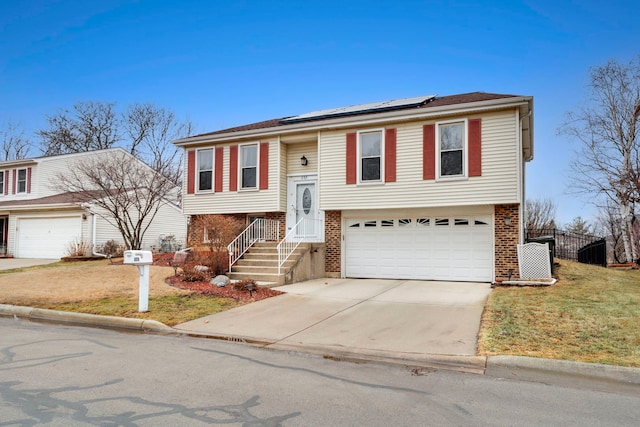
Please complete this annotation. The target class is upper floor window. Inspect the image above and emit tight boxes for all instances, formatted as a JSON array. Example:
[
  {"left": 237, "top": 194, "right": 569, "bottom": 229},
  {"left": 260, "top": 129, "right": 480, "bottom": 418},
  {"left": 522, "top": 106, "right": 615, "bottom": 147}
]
[
  {"left": 0, "top": 171, "right": 4, "bottom": 195},
  {"left": 438, "top": 121, "right": 465, "bottom": 178},
  {"left": 358, "top": 130, "right": 383, "bottom": 183},
  {"left": 17, "top": 169, "right": 27, "bottom": 194},
  {"left": 197, "top": 149, "right": 213, "bottom": 192},
  {"left": 241, "top": 144, "right": 258, "bottom": 189}
]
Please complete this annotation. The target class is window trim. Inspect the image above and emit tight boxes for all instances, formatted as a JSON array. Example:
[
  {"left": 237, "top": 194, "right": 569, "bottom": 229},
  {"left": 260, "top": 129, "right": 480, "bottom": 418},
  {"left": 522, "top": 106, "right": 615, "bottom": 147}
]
[
  {"left": 356, "top": 128, "right": 385, "bottom": 185},
  {"left": 16, "top": 168, "right": 27, "bottom": 194},
  {"left": 196, "top": 148, "right": 214, "bottom": 193},
  {"left": 436, "top": 118, "right": 468, "bottom": 181},
  {"left": 239, "top": 142, "right": 259, "bottom": 191}
]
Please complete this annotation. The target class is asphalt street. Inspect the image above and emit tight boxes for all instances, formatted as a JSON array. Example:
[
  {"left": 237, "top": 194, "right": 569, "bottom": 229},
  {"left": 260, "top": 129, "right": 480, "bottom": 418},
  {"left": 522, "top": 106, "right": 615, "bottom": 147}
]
[{"left": 1, "top": 318, "right": 639, "bottom": 426}]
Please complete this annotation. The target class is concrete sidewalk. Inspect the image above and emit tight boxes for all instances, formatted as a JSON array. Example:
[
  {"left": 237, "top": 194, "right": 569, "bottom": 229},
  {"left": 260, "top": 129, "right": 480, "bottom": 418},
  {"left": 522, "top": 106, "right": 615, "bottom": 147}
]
[
  {"left": 0, "top": 258, "right": 58, "bottom": 270},
  {"left": 175, "top": 278, "right": 492, "bottom": 371}
]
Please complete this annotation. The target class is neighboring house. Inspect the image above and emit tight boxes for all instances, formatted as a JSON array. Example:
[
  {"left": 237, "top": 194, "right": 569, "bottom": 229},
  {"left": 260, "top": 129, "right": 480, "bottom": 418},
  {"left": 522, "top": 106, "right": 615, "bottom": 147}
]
[
  {"left": 0, "top": 148, "right": 187, "bottom": 259},
  {"left": 174, "top": 92, "right": 533, "bottom": 283}
]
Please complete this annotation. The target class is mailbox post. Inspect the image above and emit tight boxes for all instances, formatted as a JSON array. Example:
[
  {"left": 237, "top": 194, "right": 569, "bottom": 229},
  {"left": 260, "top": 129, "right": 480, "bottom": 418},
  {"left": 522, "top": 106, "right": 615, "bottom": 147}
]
[{"left": 123, "top": 250, "right": 154, "bottom": 312}]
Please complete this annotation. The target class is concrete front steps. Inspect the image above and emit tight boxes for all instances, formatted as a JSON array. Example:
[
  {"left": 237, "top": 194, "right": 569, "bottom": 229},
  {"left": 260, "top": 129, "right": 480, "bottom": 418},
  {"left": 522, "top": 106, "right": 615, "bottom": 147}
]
[{"left": 228, "top": 242, "right": 310, "bottom": 286}]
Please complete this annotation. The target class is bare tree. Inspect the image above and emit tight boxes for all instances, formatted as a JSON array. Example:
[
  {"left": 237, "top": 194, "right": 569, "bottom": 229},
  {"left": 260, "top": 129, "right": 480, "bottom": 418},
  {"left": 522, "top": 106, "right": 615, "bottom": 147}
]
[
  {"left": 122, "top": 103, "right": 193, "bottom": 184},
  {"left": 560, "top": 56, "right": 640, "bottom": 262},
  {"left": 54, "top": 150, "right": 179, "bottom": 250},
  {"left": 38, "top": 101, "right": 193, "bottom": 186},
  {"left": 595, "top": 202, "right": 626, "bottom": 264},
  {"left": 525, "top": 197, "right": 557, "bottom": 235},
  {"left": 0, "top": 120, "right": 32, "bottom": 160},
  {"left": 38, "top": 101, "right": 120, "bottom": 155}
]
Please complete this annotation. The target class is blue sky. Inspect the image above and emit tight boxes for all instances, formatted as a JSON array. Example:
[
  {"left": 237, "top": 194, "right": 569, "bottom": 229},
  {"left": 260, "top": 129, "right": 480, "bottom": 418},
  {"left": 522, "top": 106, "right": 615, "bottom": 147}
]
[{"left": 1, "top": 0, "right": 638, "bottom": 226}]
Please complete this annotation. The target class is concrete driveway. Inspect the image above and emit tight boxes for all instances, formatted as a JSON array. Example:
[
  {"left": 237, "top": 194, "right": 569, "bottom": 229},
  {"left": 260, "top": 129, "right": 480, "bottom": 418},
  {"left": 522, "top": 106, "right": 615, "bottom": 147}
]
[
  {"left": 175, "top": 278, "right": 492, "bottom": 360},
  {"left": 0, "top": 258, "right": 58, "bottom": 271}
]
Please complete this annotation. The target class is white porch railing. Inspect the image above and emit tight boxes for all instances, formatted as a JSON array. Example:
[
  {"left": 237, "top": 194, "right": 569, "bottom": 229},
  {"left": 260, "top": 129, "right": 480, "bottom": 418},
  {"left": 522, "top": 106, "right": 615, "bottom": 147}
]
[
  {"left": 228, "top": 219, "right": 280, "bottom": 271},
  {"left": 277, "top": 217, "right": 322, "bottom": 274}
]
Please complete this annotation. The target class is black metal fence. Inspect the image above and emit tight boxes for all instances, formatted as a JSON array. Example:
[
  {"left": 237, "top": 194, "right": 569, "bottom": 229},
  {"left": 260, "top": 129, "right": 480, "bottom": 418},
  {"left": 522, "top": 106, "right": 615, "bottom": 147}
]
[{"left": 526, "top": 228, "right": 607, "bottom": 266}]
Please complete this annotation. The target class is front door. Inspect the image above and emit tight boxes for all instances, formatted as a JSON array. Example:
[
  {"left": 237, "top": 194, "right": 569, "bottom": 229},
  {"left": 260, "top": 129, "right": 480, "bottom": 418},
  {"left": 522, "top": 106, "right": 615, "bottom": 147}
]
[{"left": 286, "top": 175, "right": 322, "bottom": 241}]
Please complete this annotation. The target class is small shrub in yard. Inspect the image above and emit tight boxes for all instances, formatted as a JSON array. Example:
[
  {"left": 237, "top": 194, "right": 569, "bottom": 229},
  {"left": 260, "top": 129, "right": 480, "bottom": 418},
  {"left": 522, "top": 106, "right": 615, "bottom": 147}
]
[
  {"left": 65, "top": 239, "right": 93, "bottom": 257},
  {"left": 100, "top": 240, "right": 125, "bottom": 257},
  {"left": 232, "top": 279, "right": 258, "bottom": 292},
  {"left": 180, "top": 251, "right": 213, "bottom": 282}
]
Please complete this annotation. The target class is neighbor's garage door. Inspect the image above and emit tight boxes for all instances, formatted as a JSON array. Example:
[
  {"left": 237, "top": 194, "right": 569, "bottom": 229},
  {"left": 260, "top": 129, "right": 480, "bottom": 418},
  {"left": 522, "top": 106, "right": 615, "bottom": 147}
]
[
  {"left": 345, "top": 215, "right": 493, "bottom": 282},
  {"left": 16, "top": 216, "right": 83, "bottom": 259}
]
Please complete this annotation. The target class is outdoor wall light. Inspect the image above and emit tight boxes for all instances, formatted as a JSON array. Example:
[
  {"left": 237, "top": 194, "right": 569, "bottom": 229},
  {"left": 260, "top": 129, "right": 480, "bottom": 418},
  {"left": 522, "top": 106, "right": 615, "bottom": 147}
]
[
  {"left": 300, "top": 155, "right": 308, "bottom": 166},
  {"left": 504, "top": 215, "right": 512, "bottom": 226}
]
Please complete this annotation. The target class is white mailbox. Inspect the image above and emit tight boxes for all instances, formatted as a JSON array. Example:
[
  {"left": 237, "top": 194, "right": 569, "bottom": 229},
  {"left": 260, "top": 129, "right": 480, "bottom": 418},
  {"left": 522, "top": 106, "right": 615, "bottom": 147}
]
[{"left": 123, "top": 250, "right": 153, "bottom": 265}]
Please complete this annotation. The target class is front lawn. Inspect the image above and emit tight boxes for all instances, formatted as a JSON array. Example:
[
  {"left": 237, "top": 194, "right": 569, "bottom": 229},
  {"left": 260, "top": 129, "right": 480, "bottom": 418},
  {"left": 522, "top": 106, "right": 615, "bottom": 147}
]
[{"left": 479, "top": 259, "right": 640, "bottom": 367}]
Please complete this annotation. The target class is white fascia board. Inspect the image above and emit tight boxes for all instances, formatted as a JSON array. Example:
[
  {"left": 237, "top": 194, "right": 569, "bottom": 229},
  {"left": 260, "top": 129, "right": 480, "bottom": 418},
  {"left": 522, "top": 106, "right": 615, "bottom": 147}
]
[
  {"left": 174, "top": 96, "right": 533, "bottom": 147},
  {"left": 5, "top": 203, "right": 81, "bottom": 211}
]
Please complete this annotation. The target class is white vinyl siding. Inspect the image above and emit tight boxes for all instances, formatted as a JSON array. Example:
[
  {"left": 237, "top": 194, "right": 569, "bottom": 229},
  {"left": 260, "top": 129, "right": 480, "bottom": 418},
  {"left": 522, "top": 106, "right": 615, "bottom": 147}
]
[
  {"left": 182, "top": 140, "right": 280, "bottom": 215},
  {"left": 286, "top": 141, "right": 317, "bottom": 176},
  {"left": 319, "top": 110, "right": 519, "bottom": 211},
  {"left": 92, "top": 202, "right": 187, "bottom": 251}
]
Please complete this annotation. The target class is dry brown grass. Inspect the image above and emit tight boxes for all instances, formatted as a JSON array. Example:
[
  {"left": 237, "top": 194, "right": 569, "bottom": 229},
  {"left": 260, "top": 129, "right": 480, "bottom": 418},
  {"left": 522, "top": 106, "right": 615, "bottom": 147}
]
[
  {"left": 479, "top": 259, "right": 640, "bottom": 367},
  {"left": 0, "top": 259, "right": 190, "bottom": 306}
]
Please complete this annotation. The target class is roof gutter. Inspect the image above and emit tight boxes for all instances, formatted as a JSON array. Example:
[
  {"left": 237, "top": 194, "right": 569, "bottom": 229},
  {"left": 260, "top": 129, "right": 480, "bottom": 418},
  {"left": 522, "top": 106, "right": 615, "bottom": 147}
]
[{"left": 174, "top": 96, "right": 533, "bottom": 146}]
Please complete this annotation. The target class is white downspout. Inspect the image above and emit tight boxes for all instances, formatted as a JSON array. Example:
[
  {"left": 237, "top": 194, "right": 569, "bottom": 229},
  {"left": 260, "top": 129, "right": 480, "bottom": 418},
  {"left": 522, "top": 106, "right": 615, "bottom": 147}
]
[{"left": 81, "top": 203, "right": 108, "bottom": 258}]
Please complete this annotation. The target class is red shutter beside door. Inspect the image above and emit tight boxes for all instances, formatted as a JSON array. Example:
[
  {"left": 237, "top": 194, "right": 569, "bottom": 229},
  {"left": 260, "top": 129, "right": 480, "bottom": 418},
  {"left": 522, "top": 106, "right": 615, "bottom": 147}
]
[
  {"left": 259, "top": 142, "right": 269, "bottom": 190},
  {"left": 215, "top": 147, "right": 224, "bottom": 192},
  {"left": 384, "top": 128, "right": 396, "bottom": 182},
  {"left": 229, "top": 145, "right": 238, "bottom": 191},
  {"left": 346, "top": 132, "right": 357, "bottom": 184},
  {"left": 468, "top": 118, "right": 482, "bottom": 177},
  {"left": 186, "top": 150, "right": 195, "bottom": 194},
  {"left": 423, "top": 124, "right": 435, "bottom": 180}
]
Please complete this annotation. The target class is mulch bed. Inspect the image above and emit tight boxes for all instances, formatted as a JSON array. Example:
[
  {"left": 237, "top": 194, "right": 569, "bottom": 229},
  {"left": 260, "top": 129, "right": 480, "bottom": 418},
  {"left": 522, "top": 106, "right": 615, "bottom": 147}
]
[
  {"left": 165, "top": 276, "right": 283, "bottom": 302},
  {"left": 107, "top": 252, "right": 282, "bottom": 301}
]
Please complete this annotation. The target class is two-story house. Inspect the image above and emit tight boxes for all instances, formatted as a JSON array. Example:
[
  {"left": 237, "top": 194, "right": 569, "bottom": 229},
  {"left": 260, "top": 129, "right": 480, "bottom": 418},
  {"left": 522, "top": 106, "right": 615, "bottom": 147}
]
[
  {"left": 174, "top": 92, "right": 533, "bottom": 283},
  {"left": 0, "top": 148, "right": 187, "bottom": 258}
]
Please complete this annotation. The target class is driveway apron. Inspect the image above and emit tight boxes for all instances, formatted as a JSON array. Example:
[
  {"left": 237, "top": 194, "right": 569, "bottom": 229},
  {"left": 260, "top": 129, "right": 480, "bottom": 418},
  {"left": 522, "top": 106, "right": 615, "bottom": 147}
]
[{"left": 175, "top": 278, "right": 492, "bottom": 356}]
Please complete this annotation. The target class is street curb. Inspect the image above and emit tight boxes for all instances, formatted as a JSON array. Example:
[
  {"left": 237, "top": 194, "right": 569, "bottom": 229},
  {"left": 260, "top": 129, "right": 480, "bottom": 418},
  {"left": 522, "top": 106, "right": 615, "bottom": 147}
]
[
  {"left": 267, "top": 342, "right": 487, "bottom": 374},
  {"left": 486, "top": 355, "right": 640, "bottom": 394},
  {"left": 0, "top": 304, "right": 175, "bottom": 334},
  {"left": 3, "top": 303, "right": 640, "bottom": 391}
]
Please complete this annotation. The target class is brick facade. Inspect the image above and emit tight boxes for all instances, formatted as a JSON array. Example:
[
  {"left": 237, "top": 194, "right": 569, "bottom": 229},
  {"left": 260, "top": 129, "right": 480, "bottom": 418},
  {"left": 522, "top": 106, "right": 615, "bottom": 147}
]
[
  {"left": 494, "top": 204, "right": 520, "bottom": 280},
  {"left": 324, "top": 210, "right": 342, "bottom": 275},
  {"left": 264, "top": 211, "right": 287, "bottom": 240}
]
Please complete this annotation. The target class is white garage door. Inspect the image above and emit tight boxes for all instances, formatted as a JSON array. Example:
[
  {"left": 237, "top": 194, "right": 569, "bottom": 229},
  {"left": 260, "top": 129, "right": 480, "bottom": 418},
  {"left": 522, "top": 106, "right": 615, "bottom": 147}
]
[
  {"left": 345, "top": 215, "right": 493, "bottom": 282},
  {"left": 16, "top": 216, "right": 83, "bottom": 259}
]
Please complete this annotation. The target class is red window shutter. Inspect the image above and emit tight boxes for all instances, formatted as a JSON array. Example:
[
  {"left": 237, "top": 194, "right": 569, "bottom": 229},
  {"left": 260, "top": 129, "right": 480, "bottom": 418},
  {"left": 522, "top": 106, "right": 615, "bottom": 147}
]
[
  {"left": 468, "top": 118, "right": 482, "bottom": 177},
  {"left": 215, "top": 147, "right": 224, "bottom": 192},
  {"left": 346, "top": 132, "right": 357, "bottom": 184},
  {"left": 26, "top": 167, "right": 31, "bottom": 193},
  {"left": 385, "top": 128, "right": 397, "bottom": 182},
  {"left": 12, "top": 169, "right": 16, "bottom": 194},
  {"left": 259, "top": 142, "right": 269, "bottom": 190},
  {"left": 186, "top": 150, "right": 195, "bottom": 194},
  {"left": 229, "top": 145, "right": 238, "bottom": 191},
  {"left": 423, "top": 124, "right": 435, "bottom": 180},
  {"left": 3, "top": 171, "right": 7, "bottom": 195}
]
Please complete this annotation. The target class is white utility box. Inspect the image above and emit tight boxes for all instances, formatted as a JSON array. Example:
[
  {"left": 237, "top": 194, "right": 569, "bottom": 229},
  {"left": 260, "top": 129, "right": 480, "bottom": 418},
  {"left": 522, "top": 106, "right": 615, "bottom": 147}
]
[{"left": 123, "top": 250, "right": 153, "bottom": 265}]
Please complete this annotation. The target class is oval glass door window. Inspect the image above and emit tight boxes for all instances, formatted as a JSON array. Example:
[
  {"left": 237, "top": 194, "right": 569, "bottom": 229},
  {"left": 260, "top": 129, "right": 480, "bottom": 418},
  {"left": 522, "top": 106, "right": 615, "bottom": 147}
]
[{"left": 303, "top": 188, "right": 312, "bottom": 215}]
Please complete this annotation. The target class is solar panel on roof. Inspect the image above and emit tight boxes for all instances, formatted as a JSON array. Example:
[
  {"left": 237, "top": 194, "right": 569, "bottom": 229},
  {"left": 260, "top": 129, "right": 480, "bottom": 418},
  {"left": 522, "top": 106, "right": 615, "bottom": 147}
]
[{"left": 280, "top": 95, "right": 436, "bottom": 124}]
